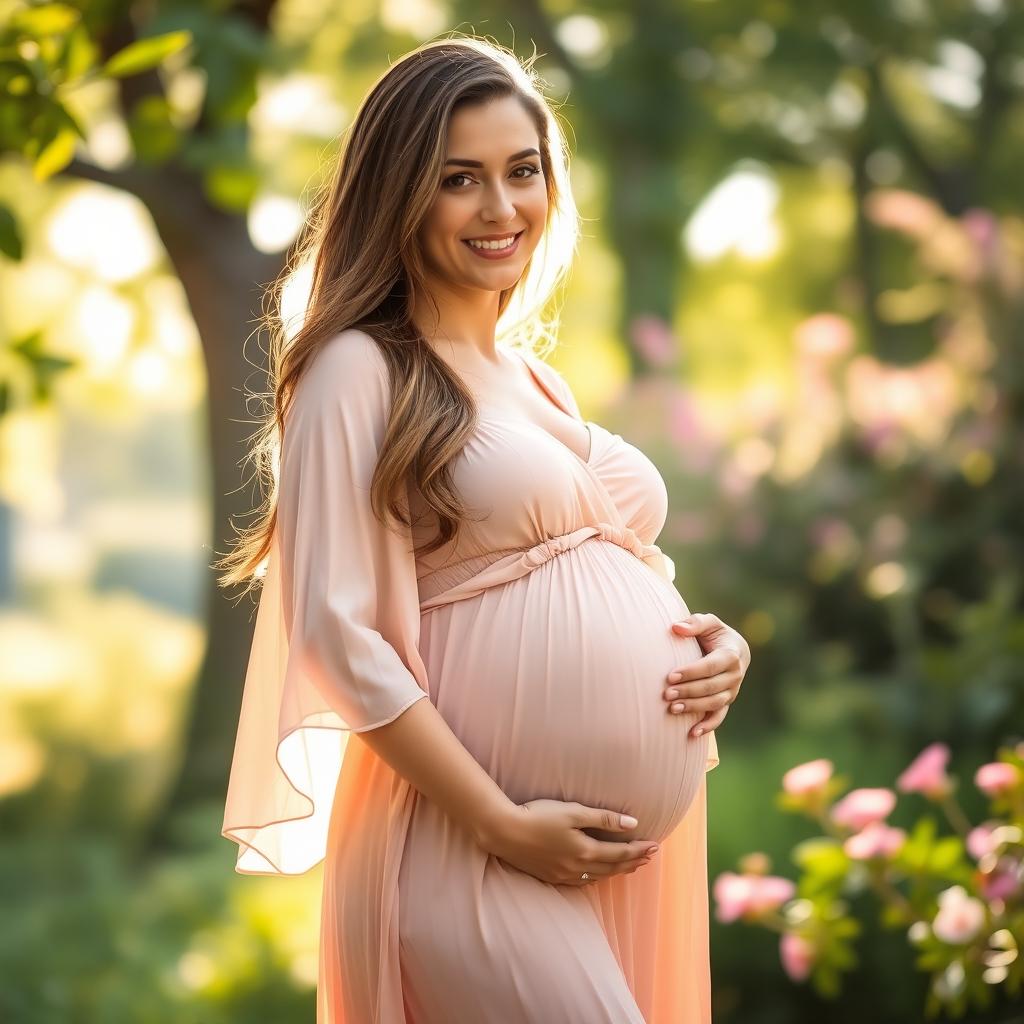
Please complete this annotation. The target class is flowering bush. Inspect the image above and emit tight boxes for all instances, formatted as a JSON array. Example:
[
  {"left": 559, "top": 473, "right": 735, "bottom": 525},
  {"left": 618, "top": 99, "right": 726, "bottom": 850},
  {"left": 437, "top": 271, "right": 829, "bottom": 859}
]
[{"left": 713, "top": 743, "right": 1024, "bottom": 1018}]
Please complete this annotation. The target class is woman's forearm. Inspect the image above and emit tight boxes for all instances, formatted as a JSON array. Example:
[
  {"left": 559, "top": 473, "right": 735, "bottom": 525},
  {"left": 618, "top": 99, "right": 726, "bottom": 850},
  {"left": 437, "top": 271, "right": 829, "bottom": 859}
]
[{"left": 354, "top": 695, "right": 515, "bottom": 848}]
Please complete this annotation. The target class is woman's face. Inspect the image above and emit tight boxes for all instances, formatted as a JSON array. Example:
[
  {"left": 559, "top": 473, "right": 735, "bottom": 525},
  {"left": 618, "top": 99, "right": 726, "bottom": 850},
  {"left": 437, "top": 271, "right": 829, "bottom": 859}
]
[{"left": 417, "top": 95, "right": 548, "bottom": 293}]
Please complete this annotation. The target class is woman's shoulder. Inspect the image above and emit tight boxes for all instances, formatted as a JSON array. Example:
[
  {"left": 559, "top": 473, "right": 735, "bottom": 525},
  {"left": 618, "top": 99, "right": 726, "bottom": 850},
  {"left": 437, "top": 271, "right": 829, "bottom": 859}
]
[
  {"left": 506, "top": 343, "right": 582, "bottom": 419},
  {"left": 295, "top": 328, "right": 390, "bottom": 407},
  {"left": 504, "top": 343, "right": 557, "bottom": 385},
  {"left": 309, "top": 327, "right": 388, "bottom": 380}
]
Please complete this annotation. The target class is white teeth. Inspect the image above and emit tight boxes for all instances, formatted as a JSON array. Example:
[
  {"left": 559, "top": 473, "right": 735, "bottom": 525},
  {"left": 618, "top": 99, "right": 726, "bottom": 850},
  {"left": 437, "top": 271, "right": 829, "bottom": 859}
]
[{"left": 466, "top": 234, "right": 517, "bottom": 250}]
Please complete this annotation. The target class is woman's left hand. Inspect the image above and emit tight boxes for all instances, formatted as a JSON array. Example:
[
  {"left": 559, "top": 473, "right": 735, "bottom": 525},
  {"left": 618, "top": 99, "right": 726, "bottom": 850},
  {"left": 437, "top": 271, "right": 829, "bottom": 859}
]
[{"left": 663, "top": 613, "right": 750, "bottom": 739}]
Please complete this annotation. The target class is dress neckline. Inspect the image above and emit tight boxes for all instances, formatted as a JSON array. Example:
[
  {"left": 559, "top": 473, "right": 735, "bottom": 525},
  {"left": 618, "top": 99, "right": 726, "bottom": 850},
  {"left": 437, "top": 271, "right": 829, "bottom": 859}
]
[{"left": 475, "top": 347, "right": 595, "bottom": 466}]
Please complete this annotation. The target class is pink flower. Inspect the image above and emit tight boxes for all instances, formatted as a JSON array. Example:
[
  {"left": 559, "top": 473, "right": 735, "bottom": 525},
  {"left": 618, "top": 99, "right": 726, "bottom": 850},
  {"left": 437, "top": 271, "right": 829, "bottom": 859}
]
[
  {"left": 712, "top": 873, "right": 755, "bottom": 923},
  {"left": 630, "top": 314, "right": 677, "bottom": 368},
  {"left": 843, "top": 821, "right": 907, "bottom": 860},
  {"left": 931, "top": 885, "right": 986, "bottom": 945},
  {"left": 979, "top": 858, "right": 1021, "bottom": 903},
  {"left": 865, "top": 189, "right": 942, "bottom": 239},
  {"left": 961, "top": 207, "right": 998, "bottom": 254},
  {"left": 830, "top": 788, "right": 897, "bottom": 831},
  {"left": 897, "top": 742, "right": 952, "bottom": 798},
  {"left": 713, "top": 872, "right": 796, "bottom": 923},
  {"left": 975, "top": 762, "right": 1021, "bottom": 797},
  {"left": 752, "top": 875, "right": 798, "bottom": 910},
  {"left": 779, "top": 932, "right": 816, "bottom": 982},
  {"left": 961, "top": 208, "right": 999, "bottom": 277},
  {"left": 966, "top": 821, "right": 1002, "bottom": 861},
  {"left": 667, "top": 392, "right": 715, "bottom": 470},
  {"left": 844, "top": 354, "right": 958, "bottom": 443},
  {"left": 782, "top": 759, "right": 834, "bottom": 796},
  {"left": 795, "top": 313, "right": 855, "bottom": 364}
]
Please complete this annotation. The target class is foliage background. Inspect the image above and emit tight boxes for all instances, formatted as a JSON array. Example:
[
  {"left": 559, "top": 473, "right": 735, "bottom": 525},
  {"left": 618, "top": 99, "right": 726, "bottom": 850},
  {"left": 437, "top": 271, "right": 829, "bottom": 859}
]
[{"left": 1, "top": 0, "right": 1021, "bottom": 1020}]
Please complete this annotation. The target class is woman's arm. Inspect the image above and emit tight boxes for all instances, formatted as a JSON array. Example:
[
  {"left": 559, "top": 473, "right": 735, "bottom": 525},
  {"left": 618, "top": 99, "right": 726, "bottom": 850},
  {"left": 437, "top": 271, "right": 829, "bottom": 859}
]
[
  {"left": 358, "top": 697, "right": 659, "bottom": 885},
  {"left": 353, "top": 695, "right": 514, "bottom": 847}
]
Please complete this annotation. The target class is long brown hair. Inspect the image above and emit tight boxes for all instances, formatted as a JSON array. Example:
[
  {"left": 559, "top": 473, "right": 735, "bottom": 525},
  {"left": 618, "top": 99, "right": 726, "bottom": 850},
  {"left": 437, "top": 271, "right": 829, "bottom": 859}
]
[{"left": 214, "top": 34, "right": 581, "bottom": 596}]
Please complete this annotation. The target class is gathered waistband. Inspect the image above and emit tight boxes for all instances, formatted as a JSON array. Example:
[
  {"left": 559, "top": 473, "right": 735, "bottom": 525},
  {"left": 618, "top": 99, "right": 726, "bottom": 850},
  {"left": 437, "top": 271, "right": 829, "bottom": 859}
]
[{"left": 417, "top": 521, "right": 671, "bottom": 612}]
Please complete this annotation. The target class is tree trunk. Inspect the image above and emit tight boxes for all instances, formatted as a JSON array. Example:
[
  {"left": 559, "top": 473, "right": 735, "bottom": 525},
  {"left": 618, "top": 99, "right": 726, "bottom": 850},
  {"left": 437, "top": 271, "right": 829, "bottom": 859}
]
[
  {"left": 605, "top": 147, "right": 689, "bottom": 378},
  {"left": 138, "top": 166, "right": 284, "bottom": 851}
]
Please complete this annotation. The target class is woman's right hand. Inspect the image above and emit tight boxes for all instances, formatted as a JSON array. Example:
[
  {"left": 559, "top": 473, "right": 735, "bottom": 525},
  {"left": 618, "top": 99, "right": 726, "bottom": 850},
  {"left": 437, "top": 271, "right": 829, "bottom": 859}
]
[{"left": 478, "top": 799, "right": 660, "bottom": 886}]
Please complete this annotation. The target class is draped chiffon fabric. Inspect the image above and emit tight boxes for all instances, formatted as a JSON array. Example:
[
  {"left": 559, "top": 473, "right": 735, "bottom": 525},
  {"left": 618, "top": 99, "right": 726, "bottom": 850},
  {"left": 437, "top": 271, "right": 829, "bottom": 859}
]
[{"left": 222, "top": 328, "right": 720, "bottom": 1022}]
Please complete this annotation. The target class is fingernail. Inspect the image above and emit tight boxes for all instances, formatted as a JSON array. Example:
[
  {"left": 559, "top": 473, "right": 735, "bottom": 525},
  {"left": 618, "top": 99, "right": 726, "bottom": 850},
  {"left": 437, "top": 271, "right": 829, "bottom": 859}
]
[
  {"left": 620, "top": 814, "right": 638, "bottom": 828},
  {"left": 648, "top": 845, "right": 659, "bottom": 855},
  {"left": 694, "top": 728, "right": 703, "bottom": 736},
  {"left": 669, "top": 672, "right": 683, "bottom": 682},
  {"left": 665, "top": 688, "right": 679, "bottom": 700},
  {"left": 671, "top": 702, "right": 685, "bottom": 712}
]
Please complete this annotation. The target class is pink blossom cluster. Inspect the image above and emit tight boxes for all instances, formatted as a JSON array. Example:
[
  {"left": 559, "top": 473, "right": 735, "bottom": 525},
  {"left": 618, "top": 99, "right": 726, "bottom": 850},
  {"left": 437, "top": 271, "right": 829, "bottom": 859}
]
[
  {"left": 782, "top": 758, "right": 909, "bottom": 861},
  {"left": 715, "top": 743, "right": 1024, "bottom": 986},
  {"left": 712, "top": 870, "right": 796, "bottom": 924}
]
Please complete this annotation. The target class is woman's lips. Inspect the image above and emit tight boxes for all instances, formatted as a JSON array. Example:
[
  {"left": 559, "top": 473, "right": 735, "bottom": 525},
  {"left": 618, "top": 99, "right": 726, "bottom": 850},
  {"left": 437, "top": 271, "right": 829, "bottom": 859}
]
[{"left": 461, "top": 230, "right": 524, "bottom": 260}]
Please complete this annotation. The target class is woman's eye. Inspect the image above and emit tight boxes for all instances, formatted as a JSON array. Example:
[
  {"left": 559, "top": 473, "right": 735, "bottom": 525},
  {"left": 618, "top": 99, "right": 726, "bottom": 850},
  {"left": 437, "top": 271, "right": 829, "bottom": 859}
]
[{"left": 444, "top": 164, "right": 542, "bottom": 189}]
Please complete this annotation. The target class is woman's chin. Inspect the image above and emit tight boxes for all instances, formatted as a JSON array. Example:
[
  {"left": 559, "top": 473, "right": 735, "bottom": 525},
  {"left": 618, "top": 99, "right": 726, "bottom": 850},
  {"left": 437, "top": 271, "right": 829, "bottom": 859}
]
[{"left": 460, "top": 268, "right": 526, "bottom": 291}]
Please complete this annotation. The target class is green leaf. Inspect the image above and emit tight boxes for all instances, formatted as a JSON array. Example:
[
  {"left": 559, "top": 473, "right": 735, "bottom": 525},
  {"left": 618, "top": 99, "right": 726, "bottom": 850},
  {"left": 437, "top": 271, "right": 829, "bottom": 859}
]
[
  {"left": 929, "top": 837, "right": 965, "bottom": 873},
  {"left": 830, "top": 942, "right": 857, "bottom": 969},
  {"left": 813, "top": 963, "right": 841, "bottom": 999},
  {"left": 793, "top": 837, "right": 849, "bottom": 878},
  {"left": 11, "top": 3, "right": 81, "bottom": 36},
  {"left": 831, "top": 917, "right": 862, "bottom": 939},
  {"left": 61, "top": 24, "right": 97, "bottom": 81},
  {"left": 9, "top": 333, "right": 77, "bottom": 403},
  {"left": 0, "top": 204, "right": 23, "bottom": 261},
  {"left": 32, "top": 126, "right": 76, "bottom": 180},
  {"left": 880, "top": 902, "right": 910, "bottom": 929},
  {"left": 102, "top": 30, "right": 192, "bottom": 78},
  {"left": 128, "top": 95, "right": 181, "bottom": 163},
  {"left": 898, "top": 816, "right": 940, "bottom": 871},
  {"left": 775, "top": 791, "right": 809, "bottom": 815},
  {"left": 202, "top": 162, "right": 259, "bottom": 212}
]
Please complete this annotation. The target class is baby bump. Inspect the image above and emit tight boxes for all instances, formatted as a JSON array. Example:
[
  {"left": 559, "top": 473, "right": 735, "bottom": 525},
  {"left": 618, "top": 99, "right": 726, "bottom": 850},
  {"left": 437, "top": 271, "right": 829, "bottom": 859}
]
[{"left": 419, "top": 539, "right": 710, "bottom": 845}]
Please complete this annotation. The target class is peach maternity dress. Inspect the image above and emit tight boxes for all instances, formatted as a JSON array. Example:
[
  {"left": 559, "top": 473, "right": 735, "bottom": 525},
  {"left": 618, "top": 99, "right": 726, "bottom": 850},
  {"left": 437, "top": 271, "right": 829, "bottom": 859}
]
[{"left": 222, "top": 328, "right": 720, "bottom": 1023}]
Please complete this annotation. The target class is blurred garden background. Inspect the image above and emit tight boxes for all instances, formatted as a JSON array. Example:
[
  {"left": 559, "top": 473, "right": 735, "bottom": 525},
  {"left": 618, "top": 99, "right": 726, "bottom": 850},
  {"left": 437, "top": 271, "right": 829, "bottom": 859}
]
[{"left": 1, "top": 1, "right": 1022, "bottom": 1021}]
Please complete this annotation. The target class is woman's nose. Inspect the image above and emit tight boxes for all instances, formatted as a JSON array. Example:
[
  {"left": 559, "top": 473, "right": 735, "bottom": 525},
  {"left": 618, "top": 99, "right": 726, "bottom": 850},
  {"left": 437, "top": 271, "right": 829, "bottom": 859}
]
[{"left": 480, "top": 184, "right": 516, "bottom": 222}]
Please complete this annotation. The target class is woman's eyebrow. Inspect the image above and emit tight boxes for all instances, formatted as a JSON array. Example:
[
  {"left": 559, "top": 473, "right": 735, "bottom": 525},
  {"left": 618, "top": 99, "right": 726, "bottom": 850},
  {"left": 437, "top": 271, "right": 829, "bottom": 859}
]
[{"left": 444, "top": 147, "right": 539, "bottom": 168}]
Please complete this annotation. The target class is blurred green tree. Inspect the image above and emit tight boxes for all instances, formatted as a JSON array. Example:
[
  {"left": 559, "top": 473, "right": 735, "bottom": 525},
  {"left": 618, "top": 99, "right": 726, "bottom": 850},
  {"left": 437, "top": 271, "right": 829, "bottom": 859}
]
[{"left": 0, "top": 0, "right": 286, "bottom": 844}]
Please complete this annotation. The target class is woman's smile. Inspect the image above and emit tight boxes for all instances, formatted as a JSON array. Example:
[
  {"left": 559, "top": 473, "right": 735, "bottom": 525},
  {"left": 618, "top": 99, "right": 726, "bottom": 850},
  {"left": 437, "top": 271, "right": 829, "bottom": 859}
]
[{"left": 461, "top": 229, "right": 525, "bottom": 260}]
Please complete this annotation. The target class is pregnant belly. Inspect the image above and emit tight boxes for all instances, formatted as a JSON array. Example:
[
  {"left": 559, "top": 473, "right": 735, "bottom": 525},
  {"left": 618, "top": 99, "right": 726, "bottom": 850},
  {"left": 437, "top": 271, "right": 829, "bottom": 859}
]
[{"left": 419, "top": 539, "right": 710, "bottom": 846}]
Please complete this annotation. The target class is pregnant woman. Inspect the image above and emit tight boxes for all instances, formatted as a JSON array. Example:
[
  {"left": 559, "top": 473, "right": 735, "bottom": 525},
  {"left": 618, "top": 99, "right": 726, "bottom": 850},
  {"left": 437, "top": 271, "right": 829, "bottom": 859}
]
[{"left": 219, "top": 35, "right": 750, "bottom": 1023}]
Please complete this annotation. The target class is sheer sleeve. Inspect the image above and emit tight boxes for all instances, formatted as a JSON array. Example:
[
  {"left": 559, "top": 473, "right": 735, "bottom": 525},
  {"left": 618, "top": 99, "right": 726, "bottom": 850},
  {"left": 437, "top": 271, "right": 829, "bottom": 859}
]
[{"left": 221, "top": 329, "right": 430, "bottom": 875}]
